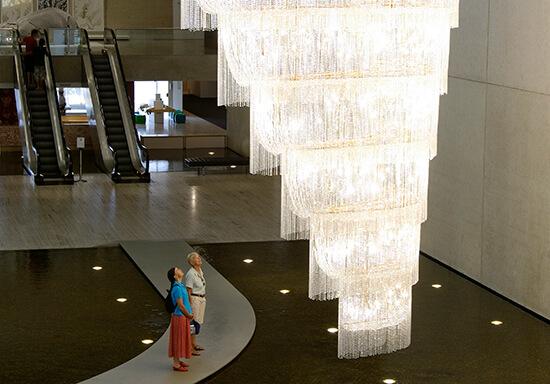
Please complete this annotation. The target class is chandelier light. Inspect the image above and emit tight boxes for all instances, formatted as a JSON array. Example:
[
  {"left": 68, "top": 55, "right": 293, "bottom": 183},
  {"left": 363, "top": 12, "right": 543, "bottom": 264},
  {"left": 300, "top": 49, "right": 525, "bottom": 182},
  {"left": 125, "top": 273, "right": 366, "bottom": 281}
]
[{"left": 183, "top": 0, "right": 459, "bottom": 358}]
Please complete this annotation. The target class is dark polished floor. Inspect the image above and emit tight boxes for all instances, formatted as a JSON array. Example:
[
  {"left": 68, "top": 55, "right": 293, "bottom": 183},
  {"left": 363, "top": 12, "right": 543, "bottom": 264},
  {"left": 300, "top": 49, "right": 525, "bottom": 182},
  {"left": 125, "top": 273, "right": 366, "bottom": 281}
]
[
  {"left": 148, "top": 148, "right": 248, "bottom": 174},
  {"left": 0, "top": 150, "right": 102, "bottom": 176},
  {"left": 0, "top": 149, "right": 248, "bottom": 176},
  {"left": 196, "top": 241, "right": 550, "bottom": 384},
  {"left": 0, "top": 247, "right": 168, "bottom": 384}
]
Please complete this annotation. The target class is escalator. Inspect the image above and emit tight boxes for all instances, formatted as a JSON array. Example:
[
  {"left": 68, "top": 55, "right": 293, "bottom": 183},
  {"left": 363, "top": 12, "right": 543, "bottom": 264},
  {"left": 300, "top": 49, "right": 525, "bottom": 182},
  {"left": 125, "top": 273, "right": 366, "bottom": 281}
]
[
  {"left": 27, "top": 88, "right": 64, "bottom": 179},
  {"left": 82, "top": 29, "right": 149, "bottom": 183},
  {"left": 9, "top": 28, "right": 73, "bottom": 184}
]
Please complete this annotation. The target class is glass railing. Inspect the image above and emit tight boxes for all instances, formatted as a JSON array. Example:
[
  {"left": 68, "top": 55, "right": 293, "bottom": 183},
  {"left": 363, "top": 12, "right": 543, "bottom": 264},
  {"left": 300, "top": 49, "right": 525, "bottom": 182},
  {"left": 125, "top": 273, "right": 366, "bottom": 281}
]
[
  {"left": 113, "top": 28, "right": 213, "bottom": 56},
  {"left": 6, "top": 28, "right": 215, "bottom": 57},
  {"left": 0, "top": 28, "right": 16, "bottom": 56},
  {"left": 47, "top": 28, "right": 81, "bottom": 56}
]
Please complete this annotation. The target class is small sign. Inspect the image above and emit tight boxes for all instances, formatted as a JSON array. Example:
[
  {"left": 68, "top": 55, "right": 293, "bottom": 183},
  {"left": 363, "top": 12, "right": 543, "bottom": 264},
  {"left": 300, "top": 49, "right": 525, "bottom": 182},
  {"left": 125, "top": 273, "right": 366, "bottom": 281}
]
[{"left": 76, "top": 137, "right": 85, "bottom": 149}]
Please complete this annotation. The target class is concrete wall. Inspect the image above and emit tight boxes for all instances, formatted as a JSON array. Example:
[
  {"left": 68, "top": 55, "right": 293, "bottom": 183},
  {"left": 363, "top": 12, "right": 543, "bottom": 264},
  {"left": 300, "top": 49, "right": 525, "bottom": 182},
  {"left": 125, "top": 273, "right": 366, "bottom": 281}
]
[
  {"left": 188, "top": 81, "right": 217, "bottom": 97},
  {"left": 421, "top": 0, "right": 550, "bottom": 319},
  {"left": 104, "top": 0, "right": 174, "bottom": 29},
  {"left": 227, "top": 107, "right": 250, "bottom": 157},
  {"left": 0, "top": 54, "right": 217, "bottom": 85},
  {"left": 121, "top": 55, "right": 216, "bottom": 81}
]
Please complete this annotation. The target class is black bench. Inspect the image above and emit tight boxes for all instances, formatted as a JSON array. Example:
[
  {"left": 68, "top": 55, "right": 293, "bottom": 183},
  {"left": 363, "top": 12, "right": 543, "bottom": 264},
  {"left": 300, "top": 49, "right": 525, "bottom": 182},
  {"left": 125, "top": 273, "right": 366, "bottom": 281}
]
[{"left": 184, "top": 152, "right": 249, "bottom": 175}]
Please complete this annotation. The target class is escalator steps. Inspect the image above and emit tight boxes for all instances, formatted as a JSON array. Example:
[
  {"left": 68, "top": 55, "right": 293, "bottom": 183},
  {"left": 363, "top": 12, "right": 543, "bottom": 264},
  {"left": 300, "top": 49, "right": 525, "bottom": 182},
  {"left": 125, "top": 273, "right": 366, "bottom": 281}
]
[
  {"left": 26, "top": 88, "right": 63, "bottom": 178},
  {"left": 92, "top": 54, "right": 137, "bottom": 177}
]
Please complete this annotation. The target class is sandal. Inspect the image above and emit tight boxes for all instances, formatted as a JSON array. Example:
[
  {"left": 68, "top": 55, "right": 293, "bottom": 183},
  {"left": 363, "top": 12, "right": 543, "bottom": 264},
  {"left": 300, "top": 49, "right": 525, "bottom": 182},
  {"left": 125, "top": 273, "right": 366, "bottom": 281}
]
[
  {"left": 192, "top": 351, "right": 201, "bottom": 356},
  {"left": 194, "top": 345, "right": 205, "bottom": 351},
  {"left": 173, "top": 365, "right": 188, "bottom": 372},
  {"left": 178, "top": 361, "right": 189, "bottom": 367}
]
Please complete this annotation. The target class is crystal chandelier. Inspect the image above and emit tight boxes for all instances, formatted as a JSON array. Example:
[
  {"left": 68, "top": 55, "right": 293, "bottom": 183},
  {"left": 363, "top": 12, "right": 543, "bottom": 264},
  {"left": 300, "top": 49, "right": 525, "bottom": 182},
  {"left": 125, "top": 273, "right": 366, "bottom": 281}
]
[{"left": 183, "top": 0, "right": 459, "bottom": 358}]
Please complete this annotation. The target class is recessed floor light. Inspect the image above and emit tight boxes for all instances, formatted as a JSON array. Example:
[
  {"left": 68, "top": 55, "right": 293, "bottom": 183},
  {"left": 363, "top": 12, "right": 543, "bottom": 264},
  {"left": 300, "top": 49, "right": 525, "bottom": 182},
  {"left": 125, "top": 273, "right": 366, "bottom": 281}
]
[
  {"left": 230, "top": 165, "right": 237, "bottom": 169},
  {"left": 141, "top": 339, "right": 154, "bottom": 345},
  {"left": 327, "top": 327, "right": 338, "bottom": 334},
  {"left": 92, "top": 266, "right": 103, "bottom": 271},
  {"left": 208, "top": 151, "right": 215, "bottom": 155},
  {"left": 279, "top": 289, "right": 290, "bottom": 294},
  {"left": 491, "top": 320, "right": 503, "bottom": 326},
  {"left": 243, "top": 259, "right": 253, "bottom": 264},
  {"left": 117, "top": 298, "right": 128, "bottom": 303},
  {"left": 431, "top": 284, "right": 442, "bottom": 289},
  {"left": 383, "top": 379, "right": 397, "bottom": 384}
]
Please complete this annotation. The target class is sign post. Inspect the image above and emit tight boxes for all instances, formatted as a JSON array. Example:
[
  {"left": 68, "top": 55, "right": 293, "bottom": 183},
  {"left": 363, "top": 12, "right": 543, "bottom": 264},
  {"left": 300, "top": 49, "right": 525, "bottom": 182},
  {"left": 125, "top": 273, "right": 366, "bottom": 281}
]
[{"left": 76, "top": 137, "right": 87, "bottom": 183}]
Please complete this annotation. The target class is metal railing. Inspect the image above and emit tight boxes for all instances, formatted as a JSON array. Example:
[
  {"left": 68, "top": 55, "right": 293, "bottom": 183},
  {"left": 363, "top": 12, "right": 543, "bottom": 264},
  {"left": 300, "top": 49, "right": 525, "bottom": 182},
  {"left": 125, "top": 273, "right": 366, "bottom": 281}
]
[
  {"left": 112, "top": 28, "right": 211, "bottom": 56},
  {"left": 43, "top": 29, "right": 73, "bottom": 177},
  {"left": 104, "top": 28, "right": 149, "bottom": 177},
  {"left": 80, "top": 28, "right": 115, "bottom": 173},
  {"left": 1, "top": 28, "right": 38, "bottom": 176}
]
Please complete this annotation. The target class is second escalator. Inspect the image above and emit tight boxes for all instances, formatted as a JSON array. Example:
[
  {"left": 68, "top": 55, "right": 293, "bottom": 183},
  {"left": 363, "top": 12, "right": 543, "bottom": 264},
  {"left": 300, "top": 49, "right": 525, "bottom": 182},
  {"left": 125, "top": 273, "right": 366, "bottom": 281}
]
[{"left": 90, "top": 53, "right": 148, "bottom": 182}]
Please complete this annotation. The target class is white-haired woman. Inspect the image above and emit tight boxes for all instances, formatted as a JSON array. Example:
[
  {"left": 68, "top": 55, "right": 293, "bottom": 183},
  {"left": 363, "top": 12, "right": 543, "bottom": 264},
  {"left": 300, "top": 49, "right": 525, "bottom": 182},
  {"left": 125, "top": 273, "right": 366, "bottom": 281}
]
[{"left": 185, "top": 251, "right": 206, "bottom": 355}]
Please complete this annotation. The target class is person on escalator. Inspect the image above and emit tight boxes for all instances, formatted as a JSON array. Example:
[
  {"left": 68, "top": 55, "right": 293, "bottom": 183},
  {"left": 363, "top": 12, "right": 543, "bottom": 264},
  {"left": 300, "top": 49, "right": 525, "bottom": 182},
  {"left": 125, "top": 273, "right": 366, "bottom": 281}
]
[
  {"left": 32, "top": 39, "right": 46, "bottom": 90},
  {"left": 22, "top": 29, "right": 39, "bottom": 87}
]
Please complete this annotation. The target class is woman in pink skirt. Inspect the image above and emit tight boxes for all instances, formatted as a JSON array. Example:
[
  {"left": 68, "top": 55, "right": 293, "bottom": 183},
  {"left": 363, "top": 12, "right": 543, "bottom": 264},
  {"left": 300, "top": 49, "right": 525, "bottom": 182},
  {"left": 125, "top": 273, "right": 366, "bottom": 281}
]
[{"left": 167, "top": 267, "right": 194, "bottom": 372}]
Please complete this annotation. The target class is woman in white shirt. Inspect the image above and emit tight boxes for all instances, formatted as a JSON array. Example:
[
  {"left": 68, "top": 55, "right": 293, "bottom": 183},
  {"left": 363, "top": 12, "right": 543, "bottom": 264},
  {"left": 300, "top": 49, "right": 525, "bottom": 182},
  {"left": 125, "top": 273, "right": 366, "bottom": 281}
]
[{"left": 185, "top": 251, "right": 206, "bottom": 355}]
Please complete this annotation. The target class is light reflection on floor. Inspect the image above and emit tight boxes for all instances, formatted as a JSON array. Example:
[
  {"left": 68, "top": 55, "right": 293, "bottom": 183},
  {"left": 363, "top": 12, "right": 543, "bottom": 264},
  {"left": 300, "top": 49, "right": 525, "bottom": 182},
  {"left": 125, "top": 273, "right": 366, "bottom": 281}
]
[
  {"left": 0, "top": 247, "right": 168, "bottom": 384},
  {"left": 199, "top": 240, "right": 550, "bottom": 384}
]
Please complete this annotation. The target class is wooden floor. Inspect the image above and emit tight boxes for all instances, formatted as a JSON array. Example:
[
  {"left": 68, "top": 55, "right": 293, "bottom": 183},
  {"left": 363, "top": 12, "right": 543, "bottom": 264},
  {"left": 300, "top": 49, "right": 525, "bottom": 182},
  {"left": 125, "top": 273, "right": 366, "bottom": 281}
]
[{"left": 0, "top": 173, "right": 282, "bottom": 251}]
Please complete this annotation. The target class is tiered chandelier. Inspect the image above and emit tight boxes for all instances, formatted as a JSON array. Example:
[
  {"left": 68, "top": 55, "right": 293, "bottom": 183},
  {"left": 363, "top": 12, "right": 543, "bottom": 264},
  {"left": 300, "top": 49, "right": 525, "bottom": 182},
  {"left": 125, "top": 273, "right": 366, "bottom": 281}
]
[{"left": 183, "top": 0, "right": 459, "bottom": 358}]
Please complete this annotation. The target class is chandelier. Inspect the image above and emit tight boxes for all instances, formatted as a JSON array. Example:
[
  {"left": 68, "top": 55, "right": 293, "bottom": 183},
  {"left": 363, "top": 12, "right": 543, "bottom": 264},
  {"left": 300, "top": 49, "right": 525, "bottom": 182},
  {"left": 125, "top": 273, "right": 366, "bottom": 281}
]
[{"left": 183, "top": 0, "right": 459, "bottom": 358}]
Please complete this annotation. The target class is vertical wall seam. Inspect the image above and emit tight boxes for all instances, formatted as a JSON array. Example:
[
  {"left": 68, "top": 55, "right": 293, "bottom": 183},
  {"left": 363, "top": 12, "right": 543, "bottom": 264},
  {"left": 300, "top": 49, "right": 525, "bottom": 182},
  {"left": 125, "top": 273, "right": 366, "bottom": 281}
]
[{"left": 480, "top": 0, "right": 492, "bottom": 281}]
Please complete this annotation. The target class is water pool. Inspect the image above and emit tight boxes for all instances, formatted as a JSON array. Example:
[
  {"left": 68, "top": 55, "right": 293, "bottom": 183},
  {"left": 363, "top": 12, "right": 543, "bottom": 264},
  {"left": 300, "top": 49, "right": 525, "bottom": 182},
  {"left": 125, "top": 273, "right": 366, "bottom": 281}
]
[{"left": 0, "top": 247, "right": 169, "bottom": 384}]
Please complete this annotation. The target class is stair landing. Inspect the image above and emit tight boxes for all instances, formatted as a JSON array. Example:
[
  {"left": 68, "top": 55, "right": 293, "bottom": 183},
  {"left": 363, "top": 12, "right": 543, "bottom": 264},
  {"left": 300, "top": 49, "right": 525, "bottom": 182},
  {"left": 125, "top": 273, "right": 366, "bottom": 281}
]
[{"left": 138, "top": 111, "right": 226, "bottom": 150}]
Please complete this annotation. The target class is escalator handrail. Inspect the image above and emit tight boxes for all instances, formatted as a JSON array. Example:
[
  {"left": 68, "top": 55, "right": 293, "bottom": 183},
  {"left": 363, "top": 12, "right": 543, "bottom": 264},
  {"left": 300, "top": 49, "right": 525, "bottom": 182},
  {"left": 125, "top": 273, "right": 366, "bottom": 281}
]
[
  {"left": 42, "top": 29, "right": 73, "bottom": 177},
  {"left": 12, "top": 29, "right": 39, "bottom": 175},
  {"left": 105, "top": 28, "right": 150, "bottom": 175},
  {"left": 80, "top": 28, "right": 115, "bottom": 173}
]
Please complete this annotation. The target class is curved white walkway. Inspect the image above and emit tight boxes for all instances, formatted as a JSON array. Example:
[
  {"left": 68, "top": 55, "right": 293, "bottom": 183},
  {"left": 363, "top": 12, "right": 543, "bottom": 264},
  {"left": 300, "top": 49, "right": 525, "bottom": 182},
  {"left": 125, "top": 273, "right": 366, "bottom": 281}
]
[{"left": 80, "top": 240, "right": 256, "bottom": 384}]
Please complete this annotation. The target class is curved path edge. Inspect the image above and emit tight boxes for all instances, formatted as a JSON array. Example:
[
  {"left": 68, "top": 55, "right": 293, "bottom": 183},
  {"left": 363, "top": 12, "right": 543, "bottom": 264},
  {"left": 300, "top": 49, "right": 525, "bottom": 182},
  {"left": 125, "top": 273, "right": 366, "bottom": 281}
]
[{"left": 80, "top": 240, "right": 256, "bottom": 384}]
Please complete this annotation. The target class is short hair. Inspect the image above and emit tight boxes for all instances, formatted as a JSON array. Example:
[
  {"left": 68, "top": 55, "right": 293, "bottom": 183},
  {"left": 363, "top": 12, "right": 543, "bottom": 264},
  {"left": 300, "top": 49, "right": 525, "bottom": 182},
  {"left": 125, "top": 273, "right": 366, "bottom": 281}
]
[
  {"left": 31, "top": 29, "right": 39, "bottom": 36},
  {"left": 187, "top": 252, "right": 199, "bottom": 266},
  {"left": 167, "top": 267, "right": 176, "bottom": 284}
]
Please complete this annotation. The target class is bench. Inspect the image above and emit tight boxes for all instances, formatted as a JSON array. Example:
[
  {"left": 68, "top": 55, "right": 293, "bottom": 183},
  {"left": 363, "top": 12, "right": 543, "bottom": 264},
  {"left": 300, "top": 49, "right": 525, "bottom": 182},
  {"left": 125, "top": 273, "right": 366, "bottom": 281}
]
[{"left": 184, "top": 151, "right": 249, "bottom": 175}]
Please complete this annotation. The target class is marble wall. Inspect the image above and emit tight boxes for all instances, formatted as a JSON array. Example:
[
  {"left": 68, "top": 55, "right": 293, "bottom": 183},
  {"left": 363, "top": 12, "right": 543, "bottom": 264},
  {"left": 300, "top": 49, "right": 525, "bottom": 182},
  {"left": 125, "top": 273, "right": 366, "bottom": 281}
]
[
  {"left": 37, "top": 0, "right": 68, "bottom": 12},
  {"left": 421, "top": 0, "right": 550, "bottom": 319},
  {"left": 72, "top": 0, "right": 103, "bottom": 30},
  {"left": 0, "top": 0, "right": 33, "bottom": 24},
  {"left": 0, "top": 0, "right": 104, "bottom": 30},
  {"left": 226, "top": 107, "right": 250, "bottom": 157}
]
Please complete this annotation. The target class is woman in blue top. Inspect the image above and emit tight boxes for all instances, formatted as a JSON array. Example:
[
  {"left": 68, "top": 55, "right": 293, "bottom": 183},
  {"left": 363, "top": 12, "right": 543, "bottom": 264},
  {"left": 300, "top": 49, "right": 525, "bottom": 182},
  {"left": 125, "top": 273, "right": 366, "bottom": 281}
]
[{"left": 167, "top": 267, "right": 194, "bottom": 372}]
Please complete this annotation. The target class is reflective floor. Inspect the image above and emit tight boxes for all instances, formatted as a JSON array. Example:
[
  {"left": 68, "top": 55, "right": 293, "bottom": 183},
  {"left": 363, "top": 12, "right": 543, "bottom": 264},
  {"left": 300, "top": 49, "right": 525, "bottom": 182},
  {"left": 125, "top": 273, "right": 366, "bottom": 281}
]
[
  {"left": 0, "top": 149, "right": 247, "bottom": 175},
  {"left": 0, "top": 247, "right": 168, "bottom": 384},
  {"left": 0, "top": 173, "right": 282, "bottom": 250},
  {"left": 198, "top": 241, "right": 550, "bottom": 384},
  {"left": 0, "top": 151, "right": 102, "bottom": 176}
]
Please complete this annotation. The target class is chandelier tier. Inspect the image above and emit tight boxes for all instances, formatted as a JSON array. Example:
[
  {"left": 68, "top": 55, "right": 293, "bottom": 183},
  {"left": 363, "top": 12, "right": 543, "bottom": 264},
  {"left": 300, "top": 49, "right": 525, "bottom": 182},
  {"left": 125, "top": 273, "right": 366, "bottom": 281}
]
[{"left": 183, "top": 0, "right": 459, "bottom": 358}]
